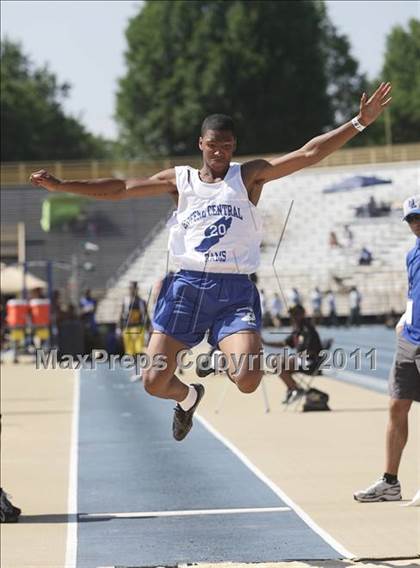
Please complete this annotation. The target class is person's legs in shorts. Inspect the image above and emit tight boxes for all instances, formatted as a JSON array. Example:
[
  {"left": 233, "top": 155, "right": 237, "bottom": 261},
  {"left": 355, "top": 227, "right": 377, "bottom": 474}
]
[
  {"left": 385, "top": 398, "right": 412, "bottom": 476},
  {"left": 143, "top": 271, "right": 210, "bottom": 440},
  {"left": 275, "top": 355, "right": 310, "bottom": 403},
  {"left": 144, "top": 271, "right": 207, "bottom": 400},
  {"left": 143, "top": 331, "right": 206, "bottom": 441},
  {"left": 354, "top": 336, "right": 419, "bottom": 502},
  {"left": 385, "top": 336, "right": 420, "bottom": 476},
  {"left": 277, "top": 355, "right": 300, "bottom": 390},
  {"left": 208, "top": 274, "right": 264, "bottom": 392},
  {"left": 142, "top": 331, "right": 190, "bottom": 401},
  {"left": 122, "top": 328, "right": 135, "bottom": 356},
  {"left": 218, "top": 330, "right": 263, "bottom": 393}
]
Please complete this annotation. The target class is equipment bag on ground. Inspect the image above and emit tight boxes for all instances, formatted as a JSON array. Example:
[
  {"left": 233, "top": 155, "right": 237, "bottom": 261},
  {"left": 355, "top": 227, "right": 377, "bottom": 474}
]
[{"left": 302, "top": 387, "right": 330, "bottom": 412}]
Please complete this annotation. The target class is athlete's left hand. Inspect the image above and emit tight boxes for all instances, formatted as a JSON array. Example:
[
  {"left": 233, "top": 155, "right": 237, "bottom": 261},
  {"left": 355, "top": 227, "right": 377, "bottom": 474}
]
[{"left": 358, "top": 82, "right": 392, "bottom": 127}]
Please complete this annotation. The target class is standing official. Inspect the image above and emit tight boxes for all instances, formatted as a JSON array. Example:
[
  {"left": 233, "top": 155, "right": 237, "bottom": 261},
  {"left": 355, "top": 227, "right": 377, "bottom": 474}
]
[{"left": 354, "top": 195, "right": 420, "bottom": 503}]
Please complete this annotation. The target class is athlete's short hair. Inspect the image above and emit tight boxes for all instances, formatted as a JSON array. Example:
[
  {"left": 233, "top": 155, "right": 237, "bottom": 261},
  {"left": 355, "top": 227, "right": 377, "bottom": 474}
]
[{"left": 201, "top": 114, "right": 235, "bottom": 136}]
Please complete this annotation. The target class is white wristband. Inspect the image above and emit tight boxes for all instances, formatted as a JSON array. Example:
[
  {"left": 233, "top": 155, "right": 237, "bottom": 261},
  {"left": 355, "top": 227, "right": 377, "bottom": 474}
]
[{"left": 351, "top": 116, "right": 366, "bottom": 132}]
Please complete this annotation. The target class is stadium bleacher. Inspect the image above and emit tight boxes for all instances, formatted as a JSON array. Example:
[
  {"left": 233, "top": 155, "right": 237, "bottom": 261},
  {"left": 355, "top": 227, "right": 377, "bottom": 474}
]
[
  {"left": 0, "top": 185, "right": 174, "bottom": 298},
  {"left": 96, "top": 161, "right": 419, "bottom": 322},
  {"left": 1, "top": 161, "right": 418, "bottom": 321},
  {"left": 256, "top": 161, "right": 418, "bottom": 316}
]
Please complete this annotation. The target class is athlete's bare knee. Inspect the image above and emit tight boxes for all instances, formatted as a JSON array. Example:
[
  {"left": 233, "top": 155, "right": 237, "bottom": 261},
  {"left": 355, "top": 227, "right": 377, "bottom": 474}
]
[
  {"left": 142, "top": 369, "right": 167, "bottom": 397},
  {"left": 236, "top": 381, "right": 258, "bottom": 394},
  {"left": 235, "top": 370, "right": 263, "bottom": 394},
  {"left": 142, "top": 375, "right": 159, "bottom": 396}
]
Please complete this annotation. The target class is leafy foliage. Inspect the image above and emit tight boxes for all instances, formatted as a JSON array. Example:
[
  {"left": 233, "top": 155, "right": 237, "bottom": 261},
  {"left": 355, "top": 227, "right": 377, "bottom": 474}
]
[
  {"left": 381, "top": 18, "right": 420, "bottom": 144},
  {"left": 1, "top": 39, "right": 111, "bottom": 161},
  {"left": 116, "top": 0, "right": 366, "bottom": 157}
]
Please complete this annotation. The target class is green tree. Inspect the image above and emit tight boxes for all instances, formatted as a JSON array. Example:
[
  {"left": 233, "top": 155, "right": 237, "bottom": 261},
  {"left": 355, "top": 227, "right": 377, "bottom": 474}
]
[
  {"left": 1, "top": 39, "right": 110, "bottom": 161},
  {"left": 360, "top": 19, "right": 420, "bottom": 146},
  {"left": 319, "top": 3, "right": 367, "bottom": 126},
  {"left": 116, "top": 0, "right": 365, "bottom": 157},
  {"left": 381, "top": 19, "right": 420, "bottom": 144}
]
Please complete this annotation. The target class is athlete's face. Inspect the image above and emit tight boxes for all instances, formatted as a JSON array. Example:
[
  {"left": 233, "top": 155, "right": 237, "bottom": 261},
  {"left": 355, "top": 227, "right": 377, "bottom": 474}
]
[
  {"left": 406, "top": 213, "right": 420, "bottom": 237},
  {"left": 199, "top": 130, "right": 236, "bottom": 171}
]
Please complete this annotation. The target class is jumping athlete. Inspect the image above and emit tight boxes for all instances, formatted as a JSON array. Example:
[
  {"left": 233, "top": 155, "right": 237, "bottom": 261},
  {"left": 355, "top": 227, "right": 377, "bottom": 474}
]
[{"left": 31, "top": 83, "right": 392, "bottom": 441}]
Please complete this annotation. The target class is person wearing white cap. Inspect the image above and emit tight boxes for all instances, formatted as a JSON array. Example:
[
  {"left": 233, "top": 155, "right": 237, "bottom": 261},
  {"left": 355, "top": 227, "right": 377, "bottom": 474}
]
[{"left": 354, "top": 195, "right": 420, "bottom": 503}]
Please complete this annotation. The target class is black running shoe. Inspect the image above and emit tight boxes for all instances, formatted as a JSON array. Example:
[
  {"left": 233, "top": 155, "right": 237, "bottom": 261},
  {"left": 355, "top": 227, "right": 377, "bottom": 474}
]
[
  {"left": 172, "top": 384, "right": 205, "bottom": 441},
  {"left": 0, "top": 488, "right": 21, "bottom": 523}
]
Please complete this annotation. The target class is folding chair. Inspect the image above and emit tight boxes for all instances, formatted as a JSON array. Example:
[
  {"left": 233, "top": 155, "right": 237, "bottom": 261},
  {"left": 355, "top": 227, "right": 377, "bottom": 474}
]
[{"left": 284, "top": 338, "right": 334, "bottom": 412}]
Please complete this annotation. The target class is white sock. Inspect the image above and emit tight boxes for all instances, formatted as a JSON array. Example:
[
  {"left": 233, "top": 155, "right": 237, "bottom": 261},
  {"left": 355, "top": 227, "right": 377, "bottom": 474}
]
[{"left": 179, "top": 385, "right": 198, "bottom": 411}]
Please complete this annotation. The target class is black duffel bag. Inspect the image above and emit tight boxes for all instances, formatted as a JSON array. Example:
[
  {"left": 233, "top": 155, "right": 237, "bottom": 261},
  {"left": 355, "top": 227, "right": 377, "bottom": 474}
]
[{"left": 302, "top": 387, "right": 330, "bottom": 412}]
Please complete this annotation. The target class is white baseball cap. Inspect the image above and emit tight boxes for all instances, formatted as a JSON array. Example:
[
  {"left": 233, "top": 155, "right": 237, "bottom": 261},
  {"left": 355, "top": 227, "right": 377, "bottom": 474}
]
[{"left": 402, "top": 195, "right": 420, "bottom": 221}]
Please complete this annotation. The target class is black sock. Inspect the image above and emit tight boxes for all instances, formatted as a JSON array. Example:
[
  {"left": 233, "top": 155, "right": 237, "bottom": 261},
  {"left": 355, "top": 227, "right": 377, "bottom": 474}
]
[{"left": 383, "top": 473, "right": 398, "bottom": 484}]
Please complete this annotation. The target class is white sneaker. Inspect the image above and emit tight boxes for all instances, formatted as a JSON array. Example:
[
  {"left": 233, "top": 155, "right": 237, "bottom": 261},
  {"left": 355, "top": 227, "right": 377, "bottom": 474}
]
[
  {"left": 402, "top": 488, "right": 420, "bottom": 507},
  {"left": 354, "top": 477, "right": 402, "bottom": 502}
]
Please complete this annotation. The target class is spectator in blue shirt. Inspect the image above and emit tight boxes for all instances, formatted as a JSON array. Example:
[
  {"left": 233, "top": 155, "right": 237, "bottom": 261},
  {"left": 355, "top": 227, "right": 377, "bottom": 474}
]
[{"left": 354, "top": 195, "right": 420, "bottom": 504}]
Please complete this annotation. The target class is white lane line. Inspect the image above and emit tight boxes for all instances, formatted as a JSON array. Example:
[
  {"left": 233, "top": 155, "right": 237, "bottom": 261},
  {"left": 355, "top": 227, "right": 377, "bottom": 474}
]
[
  {"left": 79, "top": 506, "right": 290, "bottom": 520},
  {"left": 64, "top": 369, "right": 80, "bottom": 568},
  {"left": 196, "top": 414, "right": 354, "bottom": 559}
]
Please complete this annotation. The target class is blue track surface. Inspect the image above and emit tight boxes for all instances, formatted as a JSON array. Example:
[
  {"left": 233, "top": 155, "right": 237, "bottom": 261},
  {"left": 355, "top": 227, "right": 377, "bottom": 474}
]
[
  {"left": 75, "top": 325, "right": 396, "bottom": 566},
  {"left": 76, "top": 365, "right": 342, "bottom": 567},
  {"left": 318, "top": 325, "right": 396, "bottom": 381},
  {"left": 263, "top": 324, "right": 396, "bottom": 393}
]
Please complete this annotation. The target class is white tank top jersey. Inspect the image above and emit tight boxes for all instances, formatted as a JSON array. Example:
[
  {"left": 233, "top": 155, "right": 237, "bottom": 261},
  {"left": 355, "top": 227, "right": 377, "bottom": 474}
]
[{"left": 167, "top": 162, "right": 263, "bottom": 274}]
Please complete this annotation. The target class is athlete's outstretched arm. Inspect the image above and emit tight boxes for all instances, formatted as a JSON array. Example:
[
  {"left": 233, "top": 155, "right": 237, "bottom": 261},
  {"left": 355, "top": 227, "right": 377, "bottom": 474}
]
[
  {"left": 30, "top": 168, "right": 177, "bottom": 200},
  {"left": 245, "top": 82, "right": 392, "bottom": 185}
]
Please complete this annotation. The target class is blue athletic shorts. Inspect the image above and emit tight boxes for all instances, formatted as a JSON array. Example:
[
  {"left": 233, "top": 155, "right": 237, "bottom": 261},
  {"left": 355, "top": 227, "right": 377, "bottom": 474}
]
[{"left": 152, "top": 270, "right": 261, "bottom": 348}]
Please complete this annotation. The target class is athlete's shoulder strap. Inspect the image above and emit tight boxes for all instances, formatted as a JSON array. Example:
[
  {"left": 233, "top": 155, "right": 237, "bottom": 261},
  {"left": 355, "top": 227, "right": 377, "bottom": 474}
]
[
  {"left": 227, "top": 161, "right": 249, "bottom": 198},
  {"left": 174, "top": 165, "right": 194, "bottom": 195}
]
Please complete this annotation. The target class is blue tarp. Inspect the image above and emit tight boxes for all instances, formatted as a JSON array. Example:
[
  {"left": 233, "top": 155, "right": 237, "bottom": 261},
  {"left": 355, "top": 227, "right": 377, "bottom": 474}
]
[{"left": 323, "top": 175, "right": 392, "bottom": 194}]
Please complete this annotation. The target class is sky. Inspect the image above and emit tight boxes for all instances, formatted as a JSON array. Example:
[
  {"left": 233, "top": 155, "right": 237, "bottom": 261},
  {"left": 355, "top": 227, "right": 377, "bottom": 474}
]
[{"left": 1, "top": 0, "right": 419, "bottom": 140}]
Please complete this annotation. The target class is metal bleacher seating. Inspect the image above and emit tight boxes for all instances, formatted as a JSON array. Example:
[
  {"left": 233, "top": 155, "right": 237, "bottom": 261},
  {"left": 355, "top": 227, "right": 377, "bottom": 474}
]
[
  {"left": 0, "top": 185, "right": 174, "bottom": 295},
  {"left": 96, "top": 161, "right": 419, "bottom": 322},
  {"left": 256, "top": 161, "right": 418, "bottom": 316},
  {"left": 2, "top": 158, "right": 417, "bottom": 322}
]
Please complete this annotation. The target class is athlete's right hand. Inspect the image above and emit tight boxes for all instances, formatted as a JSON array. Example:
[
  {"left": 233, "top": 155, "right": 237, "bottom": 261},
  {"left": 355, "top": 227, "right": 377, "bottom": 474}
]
[{"left": 30, "top": 169, "right": 61, "bottom": 191}]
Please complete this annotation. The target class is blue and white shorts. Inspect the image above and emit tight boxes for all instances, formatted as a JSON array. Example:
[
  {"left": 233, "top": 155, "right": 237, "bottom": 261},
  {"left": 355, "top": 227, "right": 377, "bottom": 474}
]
[{"left": 152, "top": 270, "right": 261, "bottom": 348}]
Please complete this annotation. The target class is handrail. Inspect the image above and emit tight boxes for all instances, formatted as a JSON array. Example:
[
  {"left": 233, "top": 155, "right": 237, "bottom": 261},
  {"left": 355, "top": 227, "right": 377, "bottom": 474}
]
[{"left": 1, "top": 143, "right": 420, "bottom": 186}]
